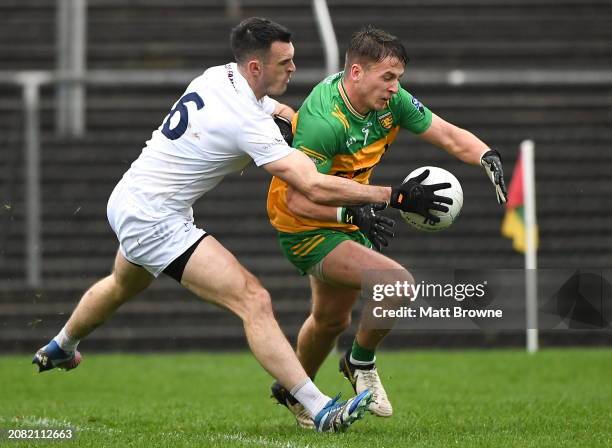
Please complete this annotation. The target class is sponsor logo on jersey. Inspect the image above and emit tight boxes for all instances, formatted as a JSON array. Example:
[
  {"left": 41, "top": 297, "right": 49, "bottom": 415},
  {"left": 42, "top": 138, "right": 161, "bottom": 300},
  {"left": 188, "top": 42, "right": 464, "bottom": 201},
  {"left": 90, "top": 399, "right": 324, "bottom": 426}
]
[
  {"left": 261, "top": 137, "right": 286, "bottom": 152},
  {"left": 377, "top": 111, "right": 394, "bottom": 130},
  {"left": 411, "top": 97, "right": 425, "bottom": 114},
  {"left": 225, "top": 64, "right": 237, "bottom": 92}
]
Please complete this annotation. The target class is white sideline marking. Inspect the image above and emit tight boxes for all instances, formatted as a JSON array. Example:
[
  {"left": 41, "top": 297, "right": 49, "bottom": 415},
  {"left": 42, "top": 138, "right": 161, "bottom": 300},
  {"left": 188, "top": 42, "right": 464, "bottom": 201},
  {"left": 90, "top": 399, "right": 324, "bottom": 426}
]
[
  {"left": 204, "top": 432, "right": 316, "bottom": 448},
  {"left": 1, "top": 416, "right": 120, "bottom": 435}
]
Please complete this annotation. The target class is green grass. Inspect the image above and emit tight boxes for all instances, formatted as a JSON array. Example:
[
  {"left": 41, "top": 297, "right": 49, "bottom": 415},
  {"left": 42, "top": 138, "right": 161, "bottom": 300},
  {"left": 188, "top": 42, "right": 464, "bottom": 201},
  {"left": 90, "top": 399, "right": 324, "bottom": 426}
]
[{"left": 1, "top": 349, "right": 611, "bottom": 447}]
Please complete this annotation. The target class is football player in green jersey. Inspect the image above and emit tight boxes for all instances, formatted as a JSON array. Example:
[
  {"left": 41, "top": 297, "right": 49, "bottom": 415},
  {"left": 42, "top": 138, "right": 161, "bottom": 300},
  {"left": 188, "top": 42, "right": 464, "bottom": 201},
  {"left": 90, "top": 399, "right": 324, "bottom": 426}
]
[{"left": 267, "top": 26, "right": 507, "bottom": 427}]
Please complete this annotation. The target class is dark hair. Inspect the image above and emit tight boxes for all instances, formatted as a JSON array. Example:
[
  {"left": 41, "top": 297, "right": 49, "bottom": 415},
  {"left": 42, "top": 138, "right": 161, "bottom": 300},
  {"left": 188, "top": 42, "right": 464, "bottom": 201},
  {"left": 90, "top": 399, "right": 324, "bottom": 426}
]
[
  {"left": 345, "top": 26, "right": 409, "bottom": 68},
  {"left": 230, "top": 17, "right": 292, "bottom": 64}
]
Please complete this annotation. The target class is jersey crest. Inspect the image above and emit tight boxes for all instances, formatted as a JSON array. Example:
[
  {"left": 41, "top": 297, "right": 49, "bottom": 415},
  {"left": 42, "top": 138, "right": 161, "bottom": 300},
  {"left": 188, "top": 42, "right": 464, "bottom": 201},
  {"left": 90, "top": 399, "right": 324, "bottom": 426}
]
[{"left": 377, "top": 111, "right": 394, "bottom": 130}]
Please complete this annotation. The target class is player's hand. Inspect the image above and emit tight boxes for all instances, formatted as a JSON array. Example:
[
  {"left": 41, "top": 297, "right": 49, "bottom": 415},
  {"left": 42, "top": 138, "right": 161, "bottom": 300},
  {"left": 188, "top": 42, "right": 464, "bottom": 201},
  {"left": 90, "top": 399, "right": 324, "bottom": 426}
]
[
  {"left": 389, "top": 169, "right": 453, "bottom": 223},
  {"left": 273, "top": 114, "right": 293, "bottom": 146},
  {"left": 480, "top": 149, "right": 508, "bottom": 204},
  {"left": 342, "top": 203, "right": 395, "bottom": 251}
]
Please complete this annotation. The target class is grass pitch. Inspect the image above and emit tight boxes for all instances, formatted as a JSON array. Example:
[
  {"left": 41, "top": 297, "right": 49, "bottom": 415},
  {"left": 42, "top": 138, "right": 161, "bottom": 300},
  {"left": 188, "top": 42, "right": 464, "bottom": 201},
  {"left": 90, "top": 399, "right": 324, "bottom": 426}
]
[{"left": 1, "top": 349, "right": 610, "bottom": 447}]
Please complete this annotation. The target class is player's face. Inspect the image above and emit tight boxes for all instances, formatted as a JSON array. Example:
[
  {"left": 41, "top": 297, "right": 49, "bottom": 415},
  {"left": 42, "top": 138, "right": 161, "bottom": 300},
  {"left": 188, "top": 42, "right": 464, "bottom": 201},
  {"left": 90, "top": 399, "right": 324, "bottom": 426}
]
[
  {"left": 262, "top": 41, "right": 296, "bottom": 96},
  {"left": 358, "top": 57, "right": 405, "bottom": 111}
]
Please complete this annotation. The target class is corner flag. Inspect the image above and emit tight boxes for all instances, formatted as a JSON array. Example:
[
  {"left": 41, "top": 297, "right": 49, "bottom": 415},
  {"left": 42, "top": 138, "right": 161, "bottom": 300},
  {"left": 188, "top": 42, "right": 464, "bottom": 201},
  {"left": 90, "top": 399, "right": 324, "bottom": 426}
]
[
  {"left": 501, "top": 151, "right": 539, "bottom": 253},
  {"left": 502, "top": 140, "right": 539, "bottom": 352}
]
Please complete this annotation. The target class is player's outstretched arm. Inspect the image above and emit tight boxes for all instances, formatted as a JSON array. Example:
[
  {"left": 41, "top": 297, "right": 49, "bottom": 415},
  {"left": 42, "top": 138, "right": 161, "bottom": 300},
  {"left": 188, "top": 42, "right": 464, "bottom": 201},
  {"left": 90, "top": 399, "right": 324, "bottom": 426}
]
[
  {"left": 418, "top": 113, "right": 488, "bottom": 165},
  {"left": 285, "top": 185, "right": 338, "bottom": 221},
  {"left": 264, "top": 150, "right": 452, "bottom": 217},
  {"left": 263, "top": 150, "right": 391, "bottom": 206},
  {"left": 418, "top": 113, "right": 508, "bottom": 204},
  {"left": 285, "top": 186, "right": 395, "bottom": 251}
]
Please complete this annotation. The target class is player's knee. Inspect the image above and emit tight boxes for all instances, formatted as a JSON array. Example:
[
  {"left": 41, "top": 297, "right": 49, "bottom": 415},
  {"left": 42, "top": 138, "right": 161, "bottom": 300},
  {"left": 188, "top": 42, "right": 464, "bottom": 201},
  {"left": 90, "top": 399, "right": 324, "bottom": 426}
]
[
  {"left": 109, "top": 271, "right": 148, "bottom": 301},
  {"left": 380, "top": 267, "right": 415, "bottom": 291},
  {"left": 243, "top": 278, "right": 274, "bottom": 319},
  {"left": 107, "top": 276, "right": 130, "bottom": 302},
  {"left": 248, "top": 290, "right": 274, "bottom": 321},
  {"left": 312, "top": 312, "right": 351, "bottom": 335}
]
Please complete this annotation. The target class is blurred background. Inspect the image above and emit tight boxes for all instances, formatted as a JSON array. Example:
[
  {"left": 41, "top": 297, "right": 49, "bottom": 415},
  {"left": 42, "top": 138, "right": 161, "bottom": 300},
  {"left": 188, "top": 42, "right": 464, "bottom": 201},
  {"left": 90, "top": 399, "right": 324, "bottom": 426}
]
[{"left": 1, "top": 0, "right": 611, "bottom": 352}]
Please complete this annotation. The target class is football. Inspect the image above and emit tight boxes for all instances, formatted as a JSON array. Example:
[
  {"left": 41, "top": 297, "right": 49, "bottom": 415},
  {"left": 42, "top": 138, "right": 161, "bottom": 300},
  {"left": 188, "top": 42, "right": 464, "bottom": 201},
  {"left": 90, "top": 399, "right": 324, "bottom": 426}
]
[{"left": 400, "top": 166, "right": 463, "bottom": 232}]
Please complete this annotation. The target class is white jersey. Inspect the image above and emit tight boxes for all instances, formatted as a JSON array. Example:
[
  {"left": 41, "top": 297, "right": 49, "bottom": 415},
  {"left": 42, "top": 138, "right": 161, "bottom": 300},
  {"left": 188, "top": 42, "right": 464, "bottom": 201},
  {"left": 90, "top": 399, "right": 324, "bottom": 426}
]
[{"left": 120, "top": 62, "right": 293, "bottom": 218}]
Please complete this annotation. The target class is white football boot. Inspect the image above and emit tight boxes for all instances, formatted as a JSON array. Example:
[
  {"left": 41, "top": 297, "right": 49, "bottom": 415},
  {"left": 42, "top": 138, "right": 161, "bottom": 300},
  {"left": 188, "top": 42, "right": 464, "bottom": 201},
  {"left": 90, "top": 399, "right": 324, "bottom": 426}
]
[
  {"left": 270, "top": 381, "right": 315, "bottom": 429},
  {"left": 339, "top": 351, "right": 393, "bottom": 417}
]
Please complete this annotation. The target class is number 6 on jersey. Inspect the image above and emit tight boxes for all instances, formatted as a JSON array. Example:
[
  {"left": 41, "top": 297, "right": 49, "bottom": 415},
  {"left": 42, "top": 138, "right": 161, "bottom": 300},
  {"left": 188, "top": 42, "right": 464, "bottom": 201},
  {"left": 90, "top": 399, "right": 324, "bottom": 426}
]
[{"left": 161, "top": 92, "right": 205, "bottom": 140}]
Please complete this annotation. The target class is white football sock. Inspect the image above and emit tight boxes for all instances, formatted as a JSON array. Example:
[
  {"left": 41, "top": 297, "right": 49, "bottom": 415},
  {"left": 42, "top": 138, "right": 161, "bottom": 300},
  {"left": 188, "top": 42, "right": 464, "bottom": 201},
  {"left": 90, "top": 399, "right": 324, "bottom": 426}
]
[
  {"left": 290, "top": 379, "right": 332, "bottom": 418},
  {"left": 349, "top": 354, "right": 376, "bottom": 367},
  {"left": 53, "top": 326, "right": 80, "bottom": 352}
]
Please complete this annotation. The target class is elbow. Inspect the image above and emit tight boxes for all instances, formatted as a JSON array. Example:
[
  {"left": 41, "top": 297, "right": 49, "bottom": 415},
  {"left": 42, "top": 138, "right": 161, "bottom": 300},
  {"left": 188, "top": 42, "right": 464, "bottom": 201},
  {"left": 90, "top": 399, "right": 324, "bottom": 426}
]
[
  {"left": 302, "top": 179, "right": 329, "bottom": 204},
  {"left": 294, "top": 174, "right": 327, "bottom": 204},
  {"left": 306, "top": 189, "right": 328, "bottom": 205}
]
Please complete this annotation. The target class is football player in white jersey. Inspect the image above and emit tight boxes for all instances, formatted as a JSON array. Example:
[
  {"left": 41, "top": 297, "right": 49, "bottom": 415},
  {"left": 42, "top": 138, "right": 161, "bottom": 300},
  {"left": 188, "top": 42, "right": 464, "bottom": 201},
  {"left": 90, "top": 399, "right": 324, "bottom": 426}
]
[{"left": 31, "top": 17, "right": 451, "bottom": 432}]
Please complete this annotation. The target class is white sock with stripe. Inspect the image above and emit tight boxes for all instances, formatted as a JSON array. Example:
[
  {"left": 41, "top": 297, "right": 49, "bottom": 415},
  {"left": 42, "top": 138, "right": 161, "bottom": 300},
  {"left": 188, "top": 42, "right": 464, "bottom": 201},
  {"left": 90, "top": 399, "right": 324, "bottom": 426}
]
[{"left": 53, "top": 326, "right": 80, "bottom": 352}]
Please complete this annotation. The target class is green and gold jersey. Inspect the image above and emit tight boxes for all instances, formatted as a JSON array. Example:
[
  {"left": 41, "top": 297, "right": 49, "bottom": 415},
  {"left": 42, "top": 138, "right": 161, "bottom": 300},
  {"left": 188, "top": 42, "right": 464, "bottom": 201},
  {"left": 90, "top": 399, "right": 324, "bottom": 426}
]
[{"left": 267, "top": 71, "right": 433, "bottom": 233}]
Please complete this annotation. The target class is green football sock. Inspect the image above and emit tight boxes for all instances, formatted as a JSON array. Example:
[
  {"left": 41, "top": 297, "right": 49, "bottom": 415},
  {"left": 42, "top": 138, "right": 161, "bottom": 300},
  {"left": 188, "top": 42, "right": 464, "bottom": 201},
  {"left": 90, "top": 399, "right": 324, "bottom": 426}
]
[{"left": 350, "top": 339, "right": 376, "bottom": 364}]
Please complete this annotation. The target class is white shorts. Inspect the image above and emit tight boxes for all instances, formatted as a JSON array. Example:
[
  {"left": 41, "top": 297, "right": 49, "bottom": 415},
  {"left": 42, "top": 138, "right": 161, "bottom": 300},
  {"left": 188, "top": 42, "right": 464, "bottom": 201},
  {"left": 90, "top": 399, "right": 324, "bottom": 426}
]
[{"left": 106, "top": 180, "right": 206, "bottom": 277}]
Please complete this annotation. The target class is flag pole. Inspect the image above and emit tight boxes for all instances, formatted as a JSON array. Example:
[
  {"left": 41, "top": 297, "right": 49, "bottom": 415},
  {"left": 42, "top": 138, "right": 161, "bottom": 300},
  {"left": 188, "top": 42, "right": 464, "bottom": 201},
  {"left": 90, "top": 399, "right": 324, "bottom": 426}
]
[{"left": 521, "top": 140, "right": 538, "bottom": 353}]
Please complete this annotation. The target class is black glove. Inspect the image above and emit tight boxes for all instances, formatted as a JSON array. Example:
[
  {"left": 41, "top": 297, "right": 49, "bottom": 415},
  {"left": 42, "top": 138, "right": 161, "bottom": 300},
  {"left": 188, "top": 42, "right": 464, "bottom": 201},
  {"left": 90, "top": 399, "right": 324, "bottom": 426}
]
[
  {"left": 273, "top": 114, "right": 293, "bottom": 146},
  {"left": 389, "top": 169, "right": 453, "bottom": 223},
  {"left": 342, "top": 203, "right": 395, "bottom": 251},
  {"left": 480, "top": 149, "right": 508, "bottom": 204}
]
